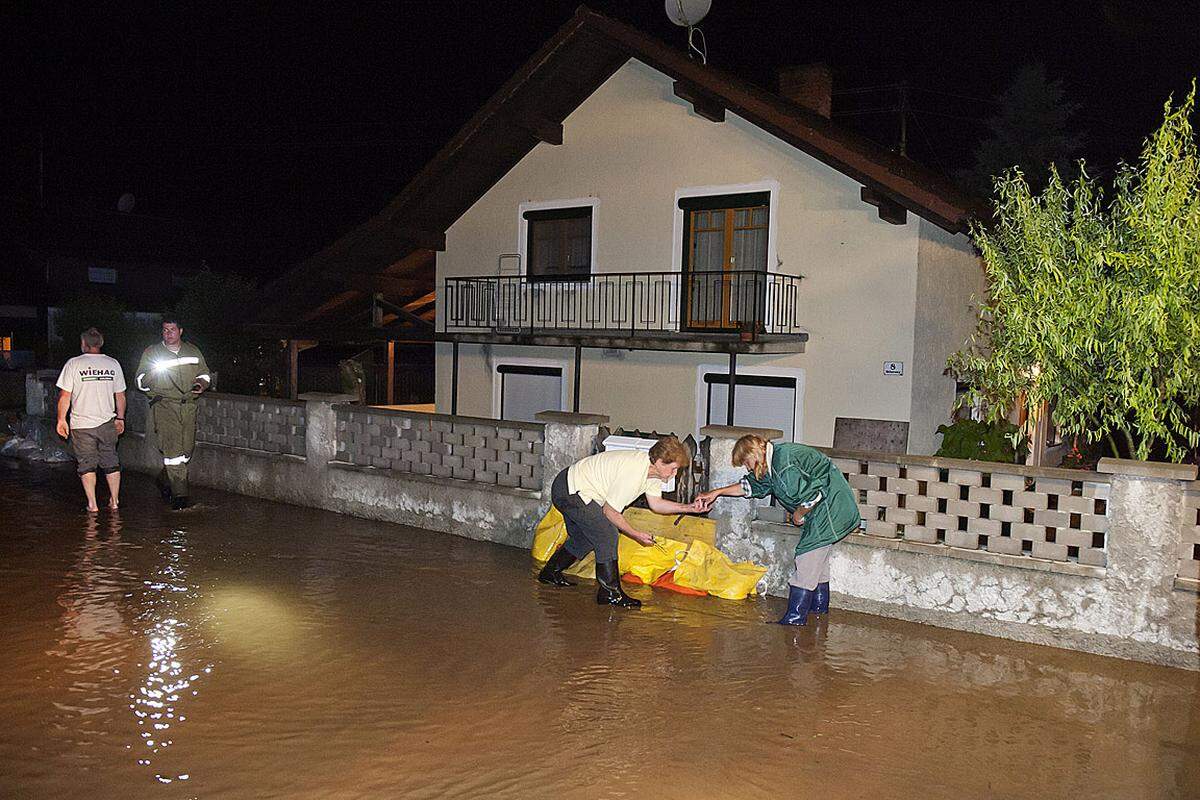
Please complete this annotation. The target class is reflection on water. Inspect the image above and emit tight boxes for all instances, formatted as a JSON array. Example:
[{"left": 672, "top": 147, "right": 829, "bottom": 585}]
[
  {"left": 132, "top": 526, "right": 210, "bottom": 785},
  {"left": 1, "top": 464, "right": 1198, "bottom": 800}
]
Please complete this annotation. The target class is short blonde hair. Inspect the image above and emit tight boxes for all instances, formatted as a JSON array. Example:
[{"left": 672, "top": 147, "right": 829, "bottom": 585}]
[
  {"left": 731, "top": 434, "right": 769, "bottom": 480},
  {"left": 648, "top": 435, "right": 689, "bottom": 466}
]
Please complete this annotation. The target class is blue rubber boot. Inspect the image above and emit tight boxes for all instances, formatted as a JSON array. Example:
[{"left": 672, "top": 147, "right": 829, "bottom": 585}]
[
  {"left": 776, "top": 585, "right": 814, "bottom": 625},
  {"left": 812, "top": 582, "right": 830, "bottom": 615}
]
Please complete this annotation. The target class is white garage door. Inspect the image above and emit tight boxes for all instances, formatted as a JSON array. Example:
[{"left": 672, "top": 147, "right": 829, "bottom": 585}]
[
  {"left": 704, "top": 373, "right": 797, "bottom": 440},
  {"left": 498, "top": 365, "right": 563, "bottom": 422}
]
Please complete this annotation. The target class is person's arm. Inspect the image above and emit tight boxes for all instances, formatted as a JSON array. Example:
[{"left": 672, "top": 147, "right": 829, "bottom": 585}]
[
  {"left": 134, "top": 348, "right": 155, "bottom": 396},
  {"left": 696, "top": 481, "right": 746, "bottom": 508},
  {"left": 192, "top": 349, "right": 211, "bottom": 393},
  {"left": 114, "top": 391, "right": 126, "bottom": 435},
  {"left": 646, "top": 493, "right": 707, "bottom": 515},
  {"left": 601, "top": 503, "right": 654, "bottom": 546},
  {"left": 56, "top": 390, "right": 71, "bottom": 438}
]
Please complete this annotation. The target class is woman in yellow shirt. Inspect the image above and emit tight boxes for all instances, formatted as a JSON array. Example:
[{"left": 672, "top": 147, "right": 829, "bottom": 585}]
[{"left": 539, "top": 436, "right": 704, "bottom": 607}]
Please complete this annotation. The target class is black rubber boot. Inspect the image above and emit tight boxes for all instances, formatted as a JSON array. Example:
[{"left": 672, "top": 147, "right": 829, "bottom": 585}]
[
  {"left": 777, "top": 585, "right": 814, "bottom": 625},
  {"left": 537, "top": 547, "right": 579, "bottom": 586},
  {"left": 595, "top": 560, "right": 641, "bottom": 608},
  {"left": 812, "top": 582, "right": 831, "bottom": 615}
]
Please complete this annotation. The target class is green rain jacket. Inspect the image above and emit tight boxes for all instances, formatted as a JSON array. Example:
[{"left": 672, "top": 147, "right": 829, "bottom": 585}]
[
  {"left": 744, "top": 443, "right": 862, "bottom": 556},
  {"left": 135, "top": 342, "right": 211, "bottom": 402}
]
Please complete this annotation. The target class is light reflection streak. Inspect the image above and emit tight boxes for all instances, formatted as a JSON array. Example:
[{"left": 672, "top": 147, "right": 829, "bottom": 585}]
[{"left": 130, "top": 527, "right": 212, "bottom": 785}]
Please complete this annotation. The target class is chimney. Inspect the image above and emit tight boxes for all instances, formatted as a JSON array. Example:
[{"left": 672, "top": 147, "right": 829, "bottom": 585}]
[{"left": 778, "top": 63, "right": 832, "bottom": 117}]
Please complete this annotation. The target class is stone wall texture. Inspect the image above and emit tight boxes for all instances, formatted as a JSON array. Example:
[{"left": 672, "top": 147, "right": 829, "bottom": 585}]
[
  {"left": 195, "top": 393, "right": 307, "bottom": 457},
  {"left": 334, "top": 406, "right": 544, "bottom": 490}
]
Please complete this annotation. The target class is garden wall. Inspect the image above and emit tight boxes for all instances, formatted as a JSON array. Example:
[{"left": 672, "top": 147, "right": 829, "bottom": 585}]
[{"left": 118, "top": 394, "right": 1199, "bottom": 670}]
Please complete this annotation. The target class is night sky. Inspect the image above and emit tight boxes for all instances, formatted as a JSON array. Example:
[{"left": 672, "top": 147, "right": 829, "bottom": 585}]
[{"left": 4, "top": 1, "right": 1198, "bottom": 278}]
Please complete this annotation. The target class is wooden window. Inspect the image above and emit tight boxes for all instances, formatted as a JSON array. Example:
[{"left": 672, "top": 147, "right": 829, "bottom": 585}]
[
  {"left": 679, "top": 192, "right": 770, "bottom": 329},
  {"left": 524, "top": 207, "right": 592, "bottom": 282}
]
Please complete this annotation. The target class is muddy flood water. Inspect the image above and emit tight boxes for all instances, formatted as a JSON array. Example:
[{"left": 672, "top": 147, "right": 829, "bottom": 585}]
[{"left": 2, "top": 463, "right": 1198, "bottom": 799}]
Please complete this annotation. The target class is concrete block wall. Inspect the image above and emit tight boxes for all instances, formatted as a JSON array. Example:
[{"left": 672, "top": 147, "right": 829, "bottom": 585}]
[
  {"left": 1180, "top": 481, "right": 1200, "bottom": 588},
  {"left": 195, "top": 392, "right": 307, "bottom": 457},
  {"left": 334, "top": 406, "right": 544, "bottom": 491},
  {"left": 825, "top": 451, "right": 1110, "bottom": 568},
  {"left": 703, "top": 425, "right": 1199, "bottom": 671}
]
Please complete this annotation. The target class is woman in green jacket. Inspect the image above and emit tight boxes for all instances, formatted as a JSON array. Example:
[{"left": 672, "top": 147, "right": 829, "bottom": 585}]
[{"left": 697, "top": 435, "right": 862, "bottom": 625}]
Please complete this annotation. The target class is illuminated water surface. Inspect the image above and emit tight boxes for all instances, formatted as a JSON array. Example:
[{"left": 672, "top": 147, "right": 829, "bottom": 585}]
[{"left": 1, "top": 464, "right": 1198, "bottom": 799}]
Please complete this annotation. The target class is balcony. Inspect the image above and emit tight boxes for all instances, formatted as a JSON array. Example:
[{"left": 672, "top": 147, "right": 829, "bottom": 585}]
[{"left": 439, "top": 270, "right": 808, "bottom": 354}]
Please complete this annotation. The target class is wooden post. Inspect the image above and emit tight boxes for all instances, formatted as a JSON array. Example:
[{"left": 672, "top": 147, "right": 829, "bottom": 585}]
[
  {"left": 386, "top": 340, "right": 395, "bottom": 405},
  {"left": 726, "top": 351, "right": 737, "bottom": 426},
  {"left": 288, "top": 339, "right": 299, "bottom": 400}
]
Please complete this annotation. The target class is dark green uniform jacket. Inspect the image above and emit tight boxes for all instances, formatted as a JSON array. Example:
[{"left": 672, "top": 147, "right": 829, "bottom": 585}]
[
  {"left": 744, "top": 443, "right": 862, "bottom": 556},
  {"left": 135, "top": 342, "right": 210, "bottom": 401}
]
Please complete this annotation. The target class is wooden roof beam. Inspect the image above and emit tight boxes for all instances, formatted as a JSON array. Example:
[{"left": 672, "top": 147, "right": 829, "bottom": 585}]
[
  {"left": 860, "top": 187, "right": 908, "bottom": 226},
  {"left": 343, "top": 273, "right": 431, "bottom": 295},
  {"left": 672, "top": 80, "right": 726, "bottom": 123},
  {"left": 396, "top": 228, "right": 446, "bottom": 251},
  {"left": 506, "top": 109, "right": 564, "bottom": 145}
]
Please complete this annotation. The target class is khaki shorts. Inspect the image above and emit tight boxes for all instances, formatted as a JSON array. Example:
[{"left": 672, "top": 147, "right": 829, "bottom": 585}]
[
  {"left": 788, "top": 544, "right": 833, "bottom": 590},
  {"left": 71, "top": 420, "right": 120, "bottom": 475}
]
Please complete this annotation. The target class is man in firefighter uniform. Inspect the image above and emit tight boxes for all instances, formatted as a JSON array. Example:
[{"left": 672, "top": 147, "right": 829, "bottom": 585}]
[{"left": 136, "top": 317, "right": 211, "bottom": 509}]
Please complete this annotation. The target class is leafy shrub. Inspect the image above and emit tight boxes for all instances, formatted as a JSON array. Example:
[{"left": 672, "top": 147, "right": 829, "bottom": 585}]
[{"left": 935, "top": 418, "right": 1025, "bottom": 463}]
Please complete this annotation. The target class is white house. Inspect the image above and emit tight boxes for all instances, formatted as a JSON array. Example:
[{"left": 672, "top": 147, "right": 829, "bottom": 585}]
[{"left": 274, "top": 8, "right": 987, "bottom": 454}]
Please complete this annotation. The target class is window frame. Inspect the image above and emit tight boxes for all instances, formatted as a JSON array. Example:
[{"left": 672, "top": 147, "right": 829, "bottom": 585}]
[{"left": 517, "top": 198, "right": 599, "bottom": 284}]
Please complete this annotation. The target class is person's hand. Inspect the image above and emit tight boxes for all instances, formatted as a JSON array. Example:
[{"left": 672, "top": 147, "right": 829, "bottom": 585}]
[
  {"left": 191, "top": 383, "right": 204, "bottom": 394},
  {"left": 114, "top": 419, "right": 125, "bottom": 435},
  {"left": 695, "top": 490, "right": 718, "bottom": 509},
  {"left": 56, "top": 419, "right": 69, "bottom": 439},
  {"left": 687, "top": 497, "right": 710, "bottom": 513},
  {"left": 791, "top": 507, "right": 808, "bottom": 526},
  {"left": 629, "top": 530, "right": 655, "bottom": 547}
]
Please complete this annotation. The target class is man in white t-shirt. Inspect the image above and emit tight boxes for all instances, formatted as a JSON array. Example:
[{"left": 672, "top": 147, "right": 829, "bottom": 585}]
[{"left": 56, "top": 327, "right": 127, "bottom": 512}]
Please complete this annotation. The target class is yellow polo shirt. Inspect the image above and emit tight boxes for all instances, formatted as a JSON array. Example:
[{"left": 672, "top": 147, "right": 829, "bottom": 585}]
[{"left": 567, "top": 449, "right": 663, "bottom": 511}]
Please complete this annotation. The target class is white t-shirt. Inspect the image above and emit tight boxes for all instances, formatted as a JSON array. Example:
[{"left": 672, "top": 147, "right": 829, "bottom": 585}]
[
  {"left": 567, "top": 449, "right": 664, "bottom": 511},
  {"left": 56, "top": 354, "right": 127, "bottom": 430}
]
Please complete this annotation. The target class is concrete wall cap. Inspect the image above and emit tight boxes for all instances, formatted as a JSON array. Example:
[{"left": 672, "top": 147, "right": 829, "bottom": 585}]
[
  {"left": 298, "top": 392, "right": 361, "bottom": 403},
  {"left": 534, "top": 410, "right": 610, "bottom": 425},
  {"left": 1096, "top": 457, "right": 1198, "bottom": 481},
  {"left": 203, "top": 391, "right": 306, "bottom": 408},
  {"left": 700, "top": 424, "right": 784, "bottom": 441}
]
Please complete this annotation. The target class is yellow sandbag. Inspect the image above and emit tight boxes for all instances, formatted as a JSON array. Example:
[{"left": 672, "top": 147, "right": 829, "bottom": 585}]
[
  {"left": 563, "top": 552, "right": 595, "bottom": 579},
  {"left": 619, "top": 534, "right": 688, "bottom": 585},
  {"left": 623, "top": 508, "right": 717, "bottom": 548},
  {"left": 530, "top": 506, "right": 567, "bottom": 562},
  {"left": 565, "top": 536, "right": 688, "bottom": 581},
  {"left": 672, "top": 539, "right": 767, "bottom": 600}
]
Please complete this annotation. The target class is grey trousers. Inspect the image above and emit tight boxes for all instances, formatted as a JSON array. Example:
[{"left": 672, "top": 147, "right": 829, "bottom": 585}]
[
  {"left": 551, "top": 469, "right": 619, "bottom": 562},
  {"left": 788, "top": 544, "right": 833, "bottom": 590}
]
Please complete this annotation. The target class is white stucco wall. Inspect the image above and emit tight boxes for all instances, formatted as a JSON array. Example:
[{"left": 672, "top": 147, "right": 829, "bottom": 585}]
[
  {"left": 907, "top": 219, "right": 988, "bottom": 454},
  {"left": 436, "top": 60, "right": 977, "bottom": 445}
]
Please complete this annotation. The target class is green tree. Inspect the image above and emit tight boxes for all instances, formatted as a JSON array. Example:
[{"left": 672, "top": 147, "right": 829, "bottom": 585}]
[
  {"left": 52, "top": 294, "right": 156, "bottom": 375},
  {"left": 950, "top": 87, "right": 1200, "bottom": 462},
  {"left": 956, "top": 64, "right": 1084, "bottom": 198},
  {"left": 173, "top": 270, "right": 286, "bottom": 396}
]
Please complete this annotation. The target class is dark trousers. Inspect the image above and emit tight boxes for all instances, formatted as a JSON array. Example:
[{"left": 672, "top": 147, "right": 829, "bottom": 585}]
[{"left": 551, "top": 468, "right": 619, "bottom": 562}]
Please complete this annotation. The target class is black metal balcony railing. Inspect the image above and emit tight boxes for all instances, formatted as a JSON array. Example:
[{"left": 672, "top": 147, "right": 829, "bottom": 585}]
[{"left": 442, "top": 270, "right": 803, "bottom": 336}]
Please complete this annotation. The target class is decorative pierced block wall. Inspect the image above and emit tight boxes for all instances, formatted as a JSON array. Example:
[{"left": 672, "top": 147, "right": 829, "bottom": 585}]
[
  {"left": 1180, "top": 482, "right": 1200, "bottom": 581},
  {"left": 828, "top": 454, "right": 1110, "bottom": 567},
  {"left": 196, "top": 393, "right": 307, "bottom": 457},
  {"left": 335, "top": 407, "right": 544, "bottom": 491}
]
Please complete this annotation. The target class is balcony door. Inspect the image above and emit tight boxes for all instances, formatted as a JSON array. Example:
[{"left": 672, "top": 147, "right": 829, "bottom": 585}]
[{"left": 680, "top": 192, "right": 769, "bottom": 331}]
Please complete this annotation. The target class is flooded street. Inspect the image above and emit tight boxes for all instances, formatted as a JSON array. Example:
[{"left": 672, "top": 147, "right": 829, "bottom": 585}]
[{"left": 2, "top": 462, "right": 1198, "bottom": 799}]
